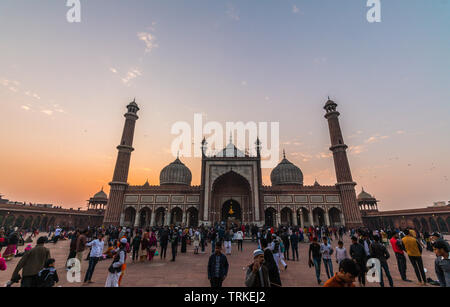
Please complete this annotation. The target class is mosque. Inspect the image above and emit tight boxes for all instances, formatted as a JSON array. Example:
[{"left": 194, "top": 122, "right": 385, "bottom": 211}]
[{"left": 102, "top": 98, "right": 365, "bottom": 229}]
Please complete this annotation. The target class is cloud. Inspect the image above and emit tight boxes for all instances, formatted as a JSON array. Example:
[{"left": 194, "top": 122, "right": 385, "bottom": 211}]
[
  {"left": 226, "top": 3, "right": 240, "bottom": 21},
  {"left": 41, "top": 110, "right": 53, "bottom": 116},
  {"left": 121, "top": 68, "right": 142, "bottom": 85},
  {"left": 137, "top": 31, "right": 158, "bottom": 53},
  {"left": 396, "top": 130, "right": 406, "bottom": 135},
  {"left": 365, "top": 134, "right": 389, "bottom": 144},
  {"left": 109, "top": 68, "right": 118, "bottom": 74},
  {"left": 21, "top": 105, "right": 31, "bottom": 111},
  {"left": 348, "top": 145, "right": 367, "bottom": 155},
  {"left": 292, "top": 5, "right": 300, "bottom": 14}
]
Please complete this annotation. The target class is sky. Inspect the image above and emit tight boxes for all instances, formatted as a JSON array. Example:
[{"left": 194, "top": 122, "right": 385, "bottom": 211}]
[{"left": 0, "top": 0, "right": 449, "bottom": 211}]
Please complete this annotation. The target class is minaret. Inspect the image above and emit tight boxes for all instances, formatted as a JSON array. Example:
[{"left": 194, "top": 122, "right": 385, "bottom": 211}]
[
  {"left": 103, "top": 99, "right": 140, "bottom": 226},
  {"left": 324, "top": 98, "right": 363, "bottom": 228}
]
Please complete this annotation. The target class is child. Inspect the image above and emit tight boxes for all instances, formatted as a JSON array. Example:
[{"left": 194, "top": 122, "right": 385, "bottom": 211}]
[
  {"left": 37, "top": 258, "right": 59, "bottom": 287},
  {"left": 335, "top": 240, "right": 349, "bottom": 265}
]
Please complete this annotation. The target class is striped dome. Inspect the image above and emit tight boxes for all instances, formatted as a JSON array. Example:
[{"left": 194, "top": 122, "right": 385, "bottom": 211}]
[{"left": 159, "top": 158, "right": 192, "bottom": 186}]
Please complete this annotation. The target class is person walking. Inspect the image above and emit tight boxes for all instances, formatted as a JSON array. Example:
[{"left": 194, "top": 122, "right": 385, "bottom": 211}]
[
  {"left": 309, "top": 237, "right": 322, "bottom": 285},
  {"left": 402, "top": 229, "right": 427, "bottom": 285},
  {"left": 159, "top": 228, "right": 169, "bottom": 260},
  {"left": 10, "top": 236, "right": 50, "bottom": 287},
  {"left": 245, "top": 249, "right": 270, "bottom": 287},
  {"left": 320, "top": 236, "right": 334, "bottom": 280},
  {"left": 335, "top": 240, "right": 349, "bottom": 265},
  {"left": 261, "top": 240, "right": 282, "bottom": 287},
  {"left": 170, "top": 228, "right": 179, "bottom": 262},
  {"left": 207, "top": 243, "right": 229, "bottom": 287},
  {"left": 223, "top": 230, "right": 232, "bottom": 255},
  {"left": 83, "top": 233, "right": 105, "bottom": 284}
]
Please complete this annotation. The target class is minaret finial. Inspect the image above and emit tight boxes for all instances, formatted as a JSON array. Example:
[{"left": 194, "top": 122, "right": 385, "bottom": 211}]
[
  {"left": 229, "top": 133, "right": 232, "bottom": 144},
  {"left": 283, "top": 149, "right": 286, "bottom": 159}
]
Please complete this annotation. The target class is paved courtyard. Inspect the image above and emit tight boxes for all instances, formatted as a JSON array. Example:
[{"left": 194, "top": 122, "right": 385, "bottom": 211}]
[{"left": 1, "top": 234, "right": 446, "bottom": 287}]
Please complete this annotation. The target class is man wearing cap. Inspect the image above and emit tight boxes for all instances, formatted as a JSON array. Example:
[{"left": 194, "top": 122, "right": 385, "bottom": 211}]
[
  {"left": 207, "top": 243, "right": 229, "bottom": 287},
  {"left": 245, "top": 249, "right": 270, "bottom": 287},
  {"left": 105, "top": 238, "right": 127, "bottom": 287}
]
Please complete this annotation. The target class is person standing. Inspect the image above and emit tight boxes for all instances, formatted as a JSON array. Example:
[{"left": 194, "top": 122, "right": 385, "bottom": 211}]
[
  {"left": 290, "top": 231, "right": 299, "bottom": 261},
  {"left": 281, "top": 230, "right": 290, "bottom": 261},
  {"left": 131, "top": 231, "right": 141, "bottom": 263},
  {"left": 309, "top": 237, "right": 322, "bottom": 285},
  {"left": 320, "top": 236, "right": 334, "bottom": 280},
  {"left": 105, "top": 238, "right": 126, "bottom": 287},
  {"left": 245, "top": 249, "right": 270, "bottom": 287},
  {"left": 170, "top": 228, "right": 179, "bottom": 262},
  {"left": 159, "top": 227, "right": 169, "bottom": 260},
  {"left": 350, "top": 236, "right": 367, "bottom": 287},
  {"left": 335, "top": 241, "right": 349, "bottom": 265},
  {"left": 10, "top": 236, "right": 50, "bottom": 287},
  {"left": 83, "top": 233, "right": 105, "bottom": 284},
  {"left": 75, "top": 230, "right": 88, "bottom": 271},
  {"left": 236, "top": 229, "right": 244, "bottom": 252},
  {"left": 390, "top": 232, "right": 411, "bottom": 282},
  {"left": 261, "top": 240, "right": 282, "bottom": 287},
  {"left": 207, "top": 243, "right": 229, "bottom": 287},
  {"left": 402, "top": 229, "right": 427, "bottom": 285},
  {"left": 370, "top": 235, "right": 394, "bottom": 287}
]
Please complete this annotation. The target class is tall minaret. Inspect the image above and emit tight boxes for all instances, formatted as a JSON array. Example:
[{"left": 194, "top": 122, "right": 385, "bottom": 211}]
[
  {"left": 324, "top": 98, "right": 363, "bottom": 228},
  {"left": 103, "top": 99, "right": 140, "bottom": 226}
]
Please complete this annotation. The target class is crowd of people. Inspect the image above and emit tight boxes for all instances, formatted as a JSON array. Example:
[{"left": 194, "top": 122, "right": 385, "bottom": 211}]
[{"left": 0, "top": 222, "right": 449, "bottom": 288}]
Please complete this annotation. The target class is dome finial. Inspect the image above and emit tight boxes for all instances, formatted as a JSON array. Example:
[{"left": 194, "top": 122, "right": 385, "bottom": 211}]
[{"left": 283, "top": 149, "right": 286, "bottom": 159}]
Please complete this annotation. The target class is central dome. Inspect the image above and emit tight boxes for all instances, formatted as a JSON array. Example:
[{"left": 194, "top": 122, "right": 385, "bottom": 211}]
[
  {"left": 270, "top": 153, "right": 303, "bottom": 186},
  {"left": 159, "top": 158, "right": 192, "bottom": 186}
]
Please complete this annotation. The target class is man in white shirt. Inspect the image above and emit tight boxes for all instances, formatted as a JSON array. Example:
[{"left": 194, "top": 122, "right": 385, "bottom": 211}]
[{"left": 83, "top": 233, "right": 105, "bottom": 284}]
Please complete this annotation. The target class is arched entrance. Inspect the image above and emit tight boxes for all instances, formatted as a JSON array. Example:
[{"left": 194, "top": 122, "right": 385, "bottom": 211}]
[
  {"left": 123, "top": 207, "right": 136, "bottom": 227},
  {"left": 211, "top": 171, "right": 251, "bottom": 225},
  {"left": 329, "top": 208, "right": 342, "bottom": 226},
  {"left": 265, "top": 208, "right": 276, "bottom": 227},
  {"left": 187, "top": 207, "right": 199, "bottom": 227},
  {"left": 171, "top": 207, "right": 183, "bottom": 226},
  {"left": 413, "top": 218, "right": 421, "bottom": 231},
  {"left": 155, "top": 207, "right": 166, "bottom": 227},
  {"left": 437, "top": 217, "right": 448, "bottom": 233},
  {"left": 139, "top": 207, "right": 152, "bottom": 228},
  {"left": 429, "top": 217, "right": 439, "bottom": 232},
  {"left": 313, "top": 208, "right": 325, "bottom": 226},
  {"left": 280, "top": 208, "right": 293, "bottom": 226},
  {"left": 420, "top": 217, "right": 429, "bottom": 232}
]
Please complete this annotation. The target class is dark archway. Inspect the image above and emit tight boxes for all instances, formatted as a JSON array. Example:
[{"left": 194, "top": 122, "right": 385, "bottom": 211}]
[
  {"left": 4, "top": 215, "right": 15, "bottom": 228},
  {"left": 123, "top": 207, "right": 136, "bottom": 227},
  {"left": 187, "top": 207, "right": 199, "bottom": 227},
  {"left": 329, "top": 208, "right": 342, "bottom": 226},
  {"left": 171, "top": 207, "right": 183, "bottom": 226},
  {"left": 280, "top": 208, "right": 293, "bottom": 226},
  {"left": 429, "top": 217, "right": 439, "bottom": 232},
  {"left": 313, "top": 208, "right": 325, "bottom": 227},
  {"left": 14, "top": 215, "right": 25, "bottom": 228},
  {"left": 447, "top": 217, "right": 450, "bottom": 233},
  {"left": 265, "top": 208, "right": 276, "bottom": 227},
  {"left": 155, "top": 207, "right": 166, "bottom": 227},
  {"left": 41, "top": 216, "right": 49, "bottom": 231},
  {"left": 139, "top": 207, "right": 152, "bottom": 228},
  {"left": 420, "top": 217, "right": 429, "bottom": 232},
  {"left": 33, "top": 216, "right": 41, "bottom": 229},
  {"left": 23, "top": 216, "right": 33, "bottom": 229},
  {"left": 413, "top": 218, "right": 421, "bottom": 232},
  {"left": 437, "top": 217, "right": 448, "bottom": 233}
]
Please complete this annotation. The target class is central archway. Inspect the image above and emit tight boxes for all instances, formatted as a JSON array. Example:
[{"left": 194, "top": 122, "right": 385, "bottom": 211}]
[{"left": 211, "top": 171, "right": 252, "bottom": 225}]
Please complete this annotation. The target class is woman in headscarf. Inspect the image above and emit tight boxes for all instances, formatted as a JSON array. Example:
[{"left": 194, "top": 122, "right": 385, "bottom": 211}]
[
  {"left": 181, "top": 229, "right": 187, "bottom": 253},
  {"left": 140, "top": 230, "right": 150, "bottom": 262},
  {"left": 3, "top": 228, "right": 20, "bottom": 261},
  {"left": 148, "top": 231, "right": 157, "bottom": 261}
]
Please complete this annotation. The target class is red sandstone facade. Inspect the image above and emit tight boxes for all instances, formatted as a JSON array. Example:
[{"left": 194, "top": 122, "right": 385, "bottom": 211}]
[{"left": 103, "top": 98, "right": 364, "bottom": 228}]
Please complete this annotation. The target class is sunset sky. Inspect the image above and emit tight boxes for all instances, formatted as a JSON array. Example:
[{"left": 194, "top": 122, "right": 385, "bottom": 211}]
[{"left": 0, "top": 0, "right": 449, "bottom": 211}]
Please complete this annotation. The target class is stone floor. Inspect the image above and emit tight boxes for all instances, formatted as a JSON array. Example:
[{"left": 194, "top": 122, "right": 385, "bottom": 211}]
[{"left": 1, "top": 234, "right": 446, "bottom": 287}]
